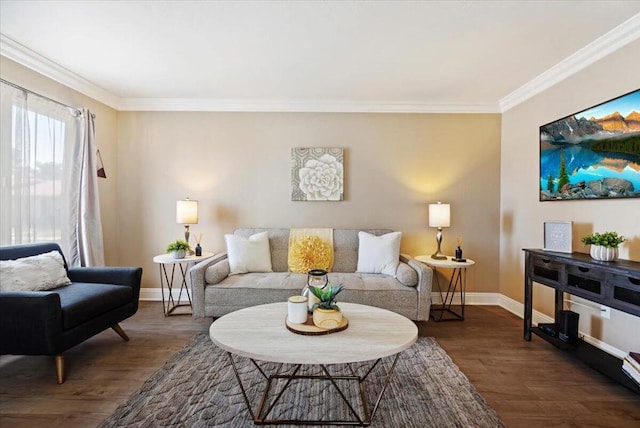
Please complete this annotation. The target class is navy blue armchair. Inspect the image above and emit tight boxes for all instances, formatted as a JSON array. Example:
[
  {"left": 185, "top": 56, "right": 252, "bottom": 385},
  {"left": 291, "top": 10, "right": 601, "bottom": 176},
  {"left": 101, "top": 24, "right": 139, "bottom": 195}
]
[{"left": 0, "top": 242, "right": 142, "bottom": 384}]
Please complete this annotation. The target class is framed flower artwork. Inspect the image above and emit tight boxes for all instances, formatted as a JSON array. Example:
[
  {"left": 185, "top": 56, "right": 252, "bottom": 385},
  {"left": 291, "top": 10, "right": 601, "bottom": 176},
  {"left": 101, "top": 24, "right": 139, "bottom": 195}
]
[{"left": 291, "top": 147, "right": 344, "bottom": 201}]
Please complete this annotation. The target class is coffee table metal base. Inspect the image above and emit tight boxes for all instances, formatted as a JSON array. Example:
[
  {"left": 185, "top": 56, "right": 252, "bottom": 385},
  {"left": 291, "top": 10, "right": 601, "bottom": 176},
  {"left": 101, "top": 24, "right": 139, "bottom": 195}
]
[{"left": 227, "top": 352, "right": 402, "bottom": 426}]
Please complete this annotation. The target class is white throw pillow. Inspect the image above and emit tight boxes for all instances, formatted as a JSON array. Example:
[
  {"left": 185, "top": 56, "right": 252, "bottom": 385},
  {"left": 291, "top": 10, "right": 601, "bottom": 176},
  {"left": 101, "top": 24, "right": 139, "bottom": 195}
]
[
  {"left": 356, "top": 231, "right": 402, "bottom": 276},
  {"left": 0, "top": 250, "right": 71, "bottom": 292},
  {"left": 224, "top": 232, "right": 273, "bottom": 275}
]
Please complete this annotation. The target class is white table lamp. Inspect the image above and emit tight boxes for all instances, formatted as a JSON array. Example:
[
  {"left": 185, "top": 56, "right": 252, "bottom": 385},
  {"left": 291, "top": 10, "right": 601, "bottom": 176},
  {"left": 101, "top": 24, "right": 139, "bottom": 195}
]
[
  {"left": 429, "top": 201, "right": 450, "bottom": 260},
  {"left": 176, "top": 198, "right": 198, "bottom": 245}
]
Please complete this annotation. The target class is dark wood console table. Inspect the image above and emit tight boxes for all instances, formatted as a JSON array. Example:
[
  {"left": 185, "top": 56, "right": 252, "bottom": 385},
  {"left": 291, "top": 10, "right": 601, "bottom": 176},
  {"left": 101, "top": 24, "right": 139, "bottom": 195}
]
[{"left": 523, "top": 249, "right": 640, "bottom": 393}]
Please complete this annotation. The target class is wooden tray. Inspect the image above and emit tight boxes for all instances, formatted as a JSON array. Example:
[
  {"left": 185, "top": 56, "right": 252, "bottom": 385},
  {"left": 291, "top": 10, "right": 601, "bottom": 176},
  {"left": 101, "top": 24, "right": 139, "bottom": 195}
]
[{"left": 285, "top": 314, "right": 349, "bottom": 336}]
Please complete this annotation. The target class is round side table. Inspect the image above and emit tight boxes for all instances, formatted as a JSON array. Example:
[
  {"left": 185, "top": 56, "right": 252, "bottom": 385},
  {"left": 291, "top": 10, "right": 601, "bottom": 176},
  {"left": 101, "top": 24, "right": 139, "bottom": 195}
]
[
  {"left": 415, "top": 255, "right": 475, "bottom": 321},
  {"left": 153, "top": 252, "right": 214, "bottom": 316}
]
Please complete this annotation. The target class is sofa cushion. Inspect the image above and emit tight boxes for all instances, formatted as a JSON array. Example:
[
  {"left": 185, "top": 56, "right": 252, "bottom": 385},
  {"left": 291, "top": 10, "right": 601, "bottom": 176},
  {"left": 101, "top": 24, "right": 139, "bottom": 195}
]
[
  {"left": 0, "top": 251, "right": 71, "bottom": 292},
  {"left": 356, "top": 231, "right": 401, "bottom": 276},
  {"left": 203, "top": 271, "right": 417, "bottom": 320},
  {"left": 55, "top": 282, "right": 133, "bottom": 330},
  {"left": 205, "top": 271, "right": 412, "bottom": 305},
  {"left": 234, "top": 228, "right": 394, "bottom": 273},
  {"left": 225, "top": 232, "right": 273, "bottom": 275}
]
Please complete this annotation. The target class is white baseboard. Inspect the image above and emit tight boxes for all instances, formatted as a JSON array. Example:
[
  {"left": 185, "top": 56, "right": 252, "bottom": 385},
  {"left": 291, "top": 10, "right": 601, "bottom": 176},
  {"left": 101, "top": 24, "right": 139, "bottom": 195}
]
[
  {"left": 139, "top": 287, "right": 626, "bottom": 358},
  {"left": 498, "top": 294, "right": 554, "bottom": 325},
  {"left": 430, "top": 291, "right": 501, "bottom": 305},
  {"left": 140, "top": 287, "right": 189, "bottom": 302}
]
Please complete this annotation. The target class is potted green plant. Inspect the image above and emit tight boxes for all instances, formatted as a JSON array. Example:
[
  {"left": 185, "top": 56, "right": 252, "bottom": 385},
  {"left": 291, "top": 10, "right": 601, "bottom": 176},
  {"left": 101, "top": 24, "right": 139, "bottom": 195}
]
[
  {"left": 581, "top": 231, "right": 626, "bottom": 261},
  {"left": 166, "top": 239, "right": 190, "bottom": 259},
  {"left": 310, "top": 284, "right": 344, "bottom": 329}
]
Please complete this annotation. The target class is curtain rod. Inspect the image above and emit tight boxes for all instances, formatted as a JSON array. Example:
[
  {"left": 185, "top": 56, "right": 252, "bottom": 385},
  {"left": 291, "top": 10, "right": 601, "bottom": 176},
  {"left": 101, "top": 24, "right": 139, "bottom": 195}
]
[{"left": 0, "top": 78, "right": 82, "bottom": 115}]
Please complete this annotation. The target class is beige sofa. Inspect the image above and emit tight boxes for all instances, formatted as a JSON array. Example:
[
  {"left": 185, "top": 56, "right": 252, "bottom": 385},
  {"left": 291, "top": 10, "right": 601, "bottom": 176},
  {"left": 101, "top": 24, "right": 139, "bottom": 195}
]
[{"left": 189, "top": 228, "right": 433, "bottom": 321}]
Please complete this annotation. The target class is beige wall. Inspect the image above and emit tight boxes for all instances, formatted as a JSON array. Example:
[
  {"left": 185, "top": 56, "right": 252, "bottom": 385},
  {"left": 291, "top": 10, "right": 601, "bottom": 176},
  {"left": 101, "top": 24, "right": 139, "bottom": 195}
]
[
  {"left": 0, "top": 54, "right": 501, "bottom": 295},
  {"left": 0, "top": 56, "right": 120, "bottom": 265},
  {"left": 500, "top": 40, "right": 640, "bottom": 353},
  {"left": 118, "top": 112, "right": 502, "bottom": 291}
]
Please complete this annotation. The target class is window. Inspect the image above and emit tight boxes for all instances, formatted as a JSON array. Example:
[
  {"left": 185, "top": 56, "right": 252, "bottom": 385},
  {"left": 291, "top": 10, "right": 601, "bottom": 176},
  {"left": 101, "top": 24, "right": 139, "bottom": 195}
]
[{"left": 1, "top": 81, "right": 81, "bottom": 257}]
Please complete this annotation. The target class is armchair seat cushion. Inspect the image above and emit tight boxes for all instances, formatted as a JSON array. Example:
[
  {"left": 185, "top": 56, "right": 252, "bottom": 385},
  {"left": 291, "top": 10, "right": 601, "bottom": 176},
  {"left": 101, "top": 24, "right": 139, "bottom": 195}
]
[{"left": 56, "top": 283, "right": 133, "bottom": 330}]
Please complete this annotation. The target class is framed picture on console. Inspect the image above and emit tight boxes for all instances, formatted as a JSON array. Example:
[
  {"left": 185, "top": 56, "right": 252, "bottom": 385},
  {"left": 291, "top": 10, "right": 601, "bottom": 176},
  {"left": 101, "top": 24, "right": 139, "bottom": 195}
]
[
  {"left": 539, "top": 89, "right": 640, "bottom": 201},
  {"left": 543, "top": 221, "right": 573, "bottom": 253}
]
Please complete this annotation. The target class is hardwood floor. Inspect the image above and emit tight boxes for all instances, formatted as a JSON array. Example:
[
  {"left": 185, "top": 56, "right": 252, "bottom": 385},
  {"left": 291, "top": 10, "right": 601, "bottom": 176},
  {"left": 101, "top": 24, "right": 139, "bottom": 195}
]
[
  {"left": 1, "top": 303, "right": 638, "bottom": 427},
  {"left": 419, "top": 306, "right": 640, "bottom": 427}
]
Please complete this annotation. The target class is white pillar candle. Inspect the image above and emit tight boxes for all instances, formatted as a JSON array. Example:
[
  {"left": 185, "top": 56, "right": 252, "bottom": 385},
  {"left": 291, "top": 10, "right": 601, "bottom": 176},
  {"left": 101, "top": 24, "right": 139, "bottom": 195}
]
[{"left": 288, "top": 295, "right": 308, "bottom": 324}]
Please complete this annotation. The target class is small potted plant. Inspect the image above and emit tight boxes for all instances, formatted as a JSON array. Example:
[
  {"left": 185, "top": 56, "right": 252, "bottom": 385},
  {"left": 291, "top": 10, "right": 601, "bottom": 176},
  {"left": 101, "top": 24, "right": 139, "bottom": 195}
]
[
  {"left": 581, "top": 231, "right": 626, "bottom": 261},
  {"left": 166, "top": 239, "right": 191, "bottom": 259},
  {"left": 310, "top": 284, "right": 344, "bottom": 329}
]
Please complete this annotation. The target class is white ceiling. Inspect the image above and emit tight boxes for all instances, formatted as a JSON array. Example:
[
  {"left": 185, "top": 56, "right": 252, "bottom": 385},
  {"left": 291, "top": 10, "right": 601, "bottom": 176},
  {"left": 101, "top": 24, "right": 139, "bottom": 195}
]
[{"left": 1, "top": 1, "right": 640, "bottom": 112}]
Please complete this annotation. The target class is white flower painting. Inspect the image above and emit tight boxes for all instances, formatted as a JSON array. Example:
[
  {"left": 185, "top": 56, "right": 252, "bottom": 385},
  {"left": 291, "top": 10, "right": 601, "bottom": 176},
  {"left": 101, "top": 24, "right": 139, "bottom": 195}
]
[{"left": 291, "top": 147, "right": 344, "bottom": 201}]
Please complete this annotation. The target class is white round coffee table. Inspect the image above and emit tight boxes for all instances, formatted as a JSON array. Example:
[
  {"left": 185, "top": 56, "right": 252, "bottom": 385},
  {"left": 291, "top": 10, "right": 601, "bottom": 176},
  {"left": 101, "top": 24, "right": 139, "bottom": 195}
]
[{"left": 210, "top": 302, "right": 417, "bottom": 426}]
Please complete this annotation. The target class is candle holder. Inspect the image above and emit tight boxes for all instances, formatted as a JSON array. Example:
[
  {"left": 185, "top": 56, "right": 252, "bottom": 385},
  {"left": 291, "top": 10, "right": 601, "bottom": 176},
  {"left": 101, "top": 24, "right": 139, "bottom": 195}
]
[{"left": 303, "top": 269, "right": 328, "bottom": 313}]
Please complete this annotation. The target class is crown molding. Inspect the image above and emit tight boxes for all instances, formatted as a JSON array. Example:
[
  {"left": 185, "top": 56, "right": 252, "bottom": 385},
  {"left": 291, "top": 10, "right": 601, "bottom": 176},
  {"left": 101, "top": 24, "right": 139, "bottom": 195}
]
[
  {"left": 0, "top": 33, "right": 121, "bottom": 109},
  {"left": 117, "top": 98, "right": 500, "bottom": 113},
  {"left": 4, "top": 9, "right": 639, "bottom": 115},
  {"left": 0, "top": 34, "right": 497, "bottom": 114},
  {"left": 499, "top": 12, "right": 640, "bottom": 112}
]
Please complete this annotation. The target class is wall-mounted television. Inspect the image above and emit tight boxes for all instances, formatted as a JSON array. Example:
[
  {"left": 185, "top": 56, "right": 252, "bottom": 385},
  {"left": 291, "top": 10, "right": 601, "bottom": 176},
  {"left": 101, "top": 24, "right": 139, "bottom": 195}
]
[{"left": 539, "top": 89, "right": 640, "bottom": 201}]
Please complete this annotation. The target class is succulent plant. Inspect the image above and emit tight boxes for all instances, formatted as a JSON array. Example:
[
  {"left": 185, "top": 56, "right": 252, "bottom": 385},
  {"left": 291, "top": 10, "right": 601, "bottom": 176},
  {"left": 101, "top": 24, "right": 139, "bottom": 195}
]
[
  {"left": 166, "top": 239, "right": 191, "bottom": 252},
  {"left": 581, "top": 231, "right": 626, "bottom": 248},
  {"left": 310, "top": 284, "right": 343, "bottom": 311}
]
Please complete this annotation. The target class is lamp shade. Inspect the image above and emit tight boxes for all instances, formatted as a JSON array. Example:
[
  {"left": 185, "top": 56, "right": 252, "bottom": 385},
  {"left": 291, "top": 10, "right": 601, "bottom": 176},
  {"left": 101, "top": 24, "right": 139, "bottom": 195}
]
[
  {"left": 428, "top": 202, "right": 450, "bottom": 228},
  {"left": 176, "top": 199, "right": 198, "bottom": 224}
]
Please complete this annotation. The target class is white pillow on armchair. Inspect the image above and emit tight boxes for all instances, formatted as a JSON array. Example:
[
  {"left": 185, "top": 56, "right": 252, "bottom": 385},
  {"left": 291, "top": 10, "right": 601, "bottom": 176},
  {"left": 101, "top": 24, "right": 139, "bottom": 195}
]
[{"left": 0, "top": 250, "right": 71, "bottom": 292}]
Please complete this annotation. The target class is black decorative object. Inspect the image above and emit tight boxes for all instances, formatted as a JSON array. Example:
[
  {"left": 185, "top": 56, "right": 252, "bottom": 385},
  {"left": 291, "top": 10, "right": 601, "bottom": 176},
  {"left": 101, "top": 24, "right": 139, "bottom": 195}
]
[
  {"left": 96, "top": 149, "right": 107, "bottom": 178},
  {"left": 195, "top": 244, "right": 202, "bottom": 257},
  {"left": 454, "top": 238, "right": 466, "bottom": 262},
  {"left": 539, "top": 88, "right": 640, "bottom": 201}
]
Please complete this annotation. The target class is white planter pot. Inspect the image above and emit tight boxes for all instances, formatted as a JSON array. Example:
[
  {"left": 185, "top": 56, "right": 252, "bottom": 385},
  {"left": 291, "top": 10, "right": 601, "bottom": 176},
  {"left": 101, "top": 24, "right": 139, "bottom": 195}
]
[
  {"left": 171, "top": 249, "right": 186, "bottom": 259},
  {"left": 590, "top": 245, "right": 618, "bottom": 262}
]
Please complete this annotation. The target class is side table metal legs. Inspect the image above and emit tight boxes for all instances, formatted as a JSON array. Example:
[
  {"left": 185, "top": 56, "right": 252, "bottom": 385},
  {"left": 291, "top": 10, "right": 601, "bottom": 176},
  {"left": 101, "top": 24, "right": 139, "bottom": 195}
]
[
  {"left": 158, "top": 262, "right": 192, "bottom": 316},
  {"left": 430, "top": 267, "right": 467, "bottom": 321}
]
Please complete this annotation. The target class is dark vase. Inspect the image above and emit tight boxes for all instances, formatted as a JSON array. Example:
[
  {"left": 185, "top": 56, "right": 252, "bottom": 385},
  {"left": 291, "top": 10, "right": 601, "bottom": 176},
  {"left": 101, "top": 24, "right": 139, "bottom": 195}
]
[{"left": 195, "top": 244, "right": 202, "bottom": 257}]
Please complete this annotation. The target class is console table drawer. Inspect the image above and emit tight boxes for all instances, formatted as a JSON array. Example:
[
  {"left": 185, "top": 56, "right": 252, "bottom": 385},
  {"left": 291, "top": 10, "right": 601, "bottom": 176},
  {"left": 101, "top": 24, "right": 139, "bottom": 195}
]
[
  {"left": 566, "top": 265, "right": 604, "bottom": 296},
  {"left": 531, "top": 255, "right": 563, "bottom": 285},
  {"left": 610, "top": 273, "right": 640, "bottom": 289},
  {"left": 610, "top": 273, "right": 640, "bottom": 316}
]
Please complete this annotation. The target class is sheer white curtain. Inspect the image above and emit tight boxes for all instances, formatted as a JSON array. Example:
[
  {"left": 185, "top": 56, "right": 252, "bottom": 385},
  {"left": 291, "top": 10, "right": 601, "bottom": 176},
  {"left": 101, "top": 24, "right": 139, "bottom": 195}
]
[{"left": 0, "top": 81, "right": 104, "bottom": 266}]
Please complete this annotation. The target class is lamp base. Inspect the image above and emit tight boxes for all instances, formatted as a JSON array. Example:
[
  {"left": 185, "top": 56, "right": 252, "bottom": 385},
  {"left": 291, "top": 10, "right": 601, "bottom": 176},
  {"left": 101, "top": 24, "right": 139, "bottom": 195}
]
[
  {"left": 431, "top": 228, "right": 447, "bottom": 260},
  {"left": 184, "top": 225, "right": 195, "bottom": 255}
]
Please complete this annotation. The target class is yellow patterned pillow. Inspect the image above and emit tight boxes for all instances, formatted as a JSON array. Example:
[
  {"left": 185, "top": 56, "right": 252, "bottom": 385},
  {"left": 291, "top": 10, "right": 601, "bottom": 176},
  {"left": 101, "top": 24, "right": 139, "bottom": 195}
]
[{"left": 288, "top": 235, "right": 333, "bottom": 273}]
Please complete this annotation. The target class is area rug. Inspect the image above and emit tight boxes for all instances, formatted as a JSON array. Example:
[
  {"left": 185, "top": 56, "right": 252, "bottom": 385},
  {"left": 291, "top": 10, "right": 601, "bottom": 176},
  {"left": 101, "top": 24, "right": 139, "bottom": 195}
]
[{"left": 99, "top": 334, "right": 504, "bottom": 427}]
